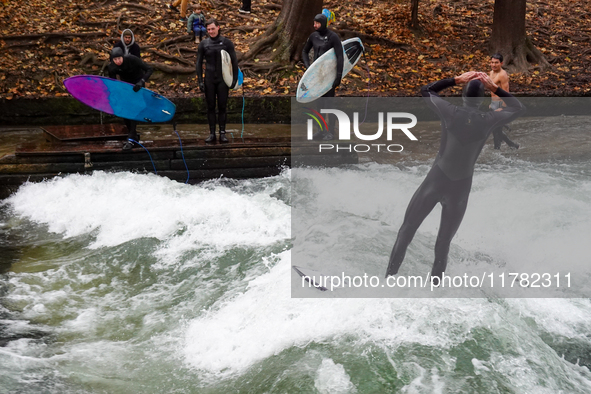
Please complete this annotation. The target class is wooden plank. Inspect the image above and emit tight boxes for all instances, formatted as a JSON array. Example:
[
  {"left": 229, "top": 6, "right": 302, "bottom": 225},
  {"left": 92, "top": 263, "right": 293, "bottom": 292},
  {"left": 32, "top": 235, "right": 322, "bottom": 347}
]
[
  {"left": 42, "top": 124, "right": 128, "bottom": 142},
  {"left": 179, "top": 146, "right": 291, "bottom": 160}
]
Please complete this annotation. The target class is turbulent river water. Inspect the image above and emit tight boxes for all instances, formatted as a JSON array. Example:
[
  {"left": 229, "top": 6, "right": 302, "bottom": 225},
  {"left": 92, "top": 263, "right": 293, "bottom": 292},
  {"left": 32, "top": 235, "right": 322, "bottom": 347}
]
[{"left": 2, "top": 116, "right": 591, "bottom": 393}]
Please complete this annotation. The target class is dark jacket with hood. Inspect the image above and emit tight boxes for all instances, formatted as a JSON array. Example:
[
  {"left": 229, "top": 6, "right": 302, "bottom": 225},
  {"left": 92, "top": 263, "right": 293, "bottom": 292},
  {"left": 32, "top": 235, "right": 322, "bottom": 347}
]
[
  {"left": 108, "top": 48, "right": 152, "bottom": 85},
  {"left": 114, "top": 29, "right": 141, "bottom": 58},
  {"left": 301, "top": 14, "right": 344, "bottom": 87}
]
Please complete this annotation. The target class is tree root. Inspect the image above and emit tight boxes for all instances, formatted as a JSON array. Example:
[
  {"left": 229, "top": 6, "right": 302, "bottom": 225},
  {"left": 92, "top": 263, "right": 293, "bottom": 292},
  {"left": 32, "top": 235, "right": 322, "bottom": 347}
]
[
  {"left": 147, "top": 62, "right": 194, "bottom": 74},
  {"left": 242, "top": 24, "right": 279, "bottom": 61},
  {"left": 262, "top": 4, "right": 281, "bottom": 10},
  {"left": 333, "top": 29, "right": 411, "bottom": 50},
  {"left": 227, "top": 25, "right": 262, "bottom": 33},
  {"left": 143, "top": 35, "right": 192, "bottom": 50},
  {"left": 240, "top": 61, "right": 292, "bottom": 76},
  {"left": 113, "top": 2, "right": 157, "bottom": 13},
  {"left": 78, "top": 52, "right": 104, "bottom": 67},
  {"left": 505, "top": 37, "right": 551, "bottom": 73},
  {"left": 144, "top": 48, "right": 194, "bottom": 66},
  {"left": 0, "top": 32, "right": 107, "bottom": 40}
]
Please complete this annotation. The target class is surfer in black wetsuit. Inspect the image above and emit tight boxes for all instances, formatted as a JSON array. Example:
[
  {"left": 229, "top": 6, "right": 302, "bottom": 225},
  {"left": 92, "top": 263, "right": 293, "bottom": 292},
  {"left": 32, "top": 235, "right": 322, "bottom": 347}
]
[
  {"left": 385, "top": 72, "right": 525, "bottom": 282},
  {"left": 108, "top": 47, "right": 153, "bottom": 150},
  {"left": 196, "top": 19, "right": 238, "bottom": 144},
  {"left": 301, "top": 13, "right": 344, "bottom": 140}
]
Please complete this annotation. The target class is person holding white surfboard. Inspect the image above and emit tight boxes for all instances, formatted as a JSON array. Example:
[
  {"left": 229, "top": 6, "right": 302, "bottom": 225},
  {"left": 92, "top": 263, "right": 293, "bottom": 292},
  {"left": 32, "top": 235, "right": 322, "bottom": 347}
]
[
  {"left": 196, "top": 19, "right": 238, "bottom": 144},
  {"left": 301, "top": 13, "right": 344, "bottom": 140}
]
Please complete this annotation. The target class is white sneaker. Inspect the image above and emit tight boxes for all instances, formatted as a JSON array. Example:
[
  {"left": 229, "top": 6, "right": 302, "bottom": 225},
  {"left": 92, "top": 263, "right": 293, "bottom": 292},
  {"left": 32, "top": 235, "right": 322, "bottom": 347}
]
[{"left": 238, "top": 8, "right": 251, "bottom": 14}]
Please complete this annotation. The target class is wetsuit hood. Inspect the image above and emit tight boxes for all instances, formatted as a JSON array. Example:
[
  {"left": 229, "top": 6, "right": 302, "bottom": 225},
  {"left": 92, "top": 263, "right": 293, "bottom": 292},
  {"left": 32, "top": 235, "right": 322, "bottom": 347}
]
[
  {"left": 111, "top": 47, "right": 124, "bottom": 59},
  {"left": 314, "top": 14, "right": 328, "bottom": 35},
  {"left": 462, "top": 79, "right": 485, "bottom": 107},
  {"left": 120, "top": 29, "right": 135, "bottom": 55}
]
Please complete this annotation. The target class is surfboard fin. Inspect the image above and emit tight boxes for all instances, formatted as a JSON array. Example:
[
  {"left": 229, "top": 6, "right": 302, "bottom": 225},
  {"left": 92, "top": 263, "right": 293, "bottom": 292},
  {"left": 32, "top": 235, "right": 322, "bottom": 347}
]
[
  {"left": 344, "top": 41, "right": 363, "bottom": 64},
  {"left": 292, "top": 266, "right": 328, "bottom": 291}
]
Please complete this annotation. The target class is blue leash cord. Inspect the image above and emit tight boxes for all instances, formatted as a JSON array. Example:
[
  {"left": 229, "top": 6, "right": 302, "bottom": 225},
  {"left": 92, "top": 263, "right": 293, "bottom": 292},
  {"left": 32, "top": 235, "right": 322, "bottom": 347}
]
[
  {"left": 129, "top": 138, "right": 158, "bottom": 175},
  {"left": 174, "top": 129, "right": 190, "bottom": 184},
  {"left": 359, "top": 50, "right": 371, "bottom": 125},
  {"left": 240, "top": 85, "right": 245, "bottom": 140}
]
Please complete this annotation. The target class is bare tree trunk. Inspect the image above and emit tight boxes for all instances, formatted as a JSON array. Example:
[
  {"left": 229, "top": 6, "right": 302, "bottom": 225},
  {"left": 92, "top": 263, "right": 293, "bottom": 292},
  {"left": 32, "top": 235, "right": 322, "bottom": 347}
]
[
  {"left": 490, "top": 0, "right": 549, "bottom": 72},
  {"left": 243, "top": 0, "right": 322, "bottom": 62},
  {"left": 410, "top": 0, "right": 420, "bottom": 29}
]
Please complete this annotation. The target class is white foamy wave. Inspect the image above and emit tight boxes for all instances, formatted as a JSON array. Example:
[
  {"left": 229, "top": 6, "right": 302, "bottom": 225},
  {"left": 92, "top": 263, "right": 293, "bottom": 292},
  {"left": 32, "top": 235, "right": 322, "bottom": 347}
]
[
  {"left": 314, "top": 358, "right": 357, "bottom": 393},
  {"left": 7, "top": 171, "right": 290, "bottom": 250},
  {"left": 183, "top": 250, "right": 494, "bottom": 377}
]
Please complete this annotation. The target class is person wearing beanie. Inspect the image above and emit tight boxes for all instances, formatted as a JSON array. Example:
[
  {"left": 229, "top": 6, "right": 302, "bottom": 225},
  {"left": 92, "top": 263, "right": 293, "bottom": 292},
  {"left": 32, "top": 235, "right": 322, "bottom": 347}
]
[
  {"left": 113, "top": 29, "right": 141, "bottom": 58},
  {"left": 195, "top": 19, "right": 238, "bottom": 144},
  {"left": 108, "top": 47, "right": 153, "bottom": 150},
  {"left": 385, "top": 72, "right": 525, "bottom": 282},
  {"left": 301, "top": 13, "right": 344, "bottom": 140}
]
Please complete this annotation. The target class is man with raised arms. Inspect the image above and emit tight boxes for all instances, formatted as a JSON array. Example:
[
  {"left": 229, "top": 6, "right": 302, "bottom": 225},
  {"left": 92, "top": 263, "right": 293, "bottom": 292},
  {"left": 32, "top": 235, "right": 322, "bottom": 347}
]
[{"left": 385, "top": 72, "right": 525, "bottom": 283}]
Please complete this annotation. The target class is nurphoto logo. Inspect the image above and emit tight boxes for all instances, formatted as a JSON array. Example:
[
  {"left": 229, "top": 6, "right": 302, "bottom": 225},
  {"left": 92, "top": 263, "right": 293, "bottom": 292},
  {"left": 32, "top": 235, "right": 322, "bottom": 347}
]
[{"left": 304, "top": 108, "right": 419, "bottom": 152}]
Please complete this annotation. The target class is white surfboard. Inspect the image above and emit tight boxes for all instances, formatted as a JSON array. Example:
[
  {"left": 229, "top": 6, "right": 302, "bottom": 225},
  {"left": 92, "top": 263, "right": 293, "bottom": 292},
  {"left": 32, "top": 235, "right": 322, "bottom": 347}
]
[
  {"left": 221, "top": 49, "right": 243, "bottom": 90},
  {"left": 297, "top": 37, "right": 364, "bottom": 103}
]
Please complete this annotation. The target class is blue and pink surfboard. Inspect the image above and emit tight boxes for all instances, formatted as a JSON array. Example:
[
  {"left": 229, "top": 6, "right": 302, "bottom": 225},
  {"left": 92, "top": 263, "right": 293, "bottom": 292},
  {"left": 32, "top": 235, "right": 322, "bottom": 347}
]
[{"left": 64, "top": 75, "right": 176, "bottom": 123}]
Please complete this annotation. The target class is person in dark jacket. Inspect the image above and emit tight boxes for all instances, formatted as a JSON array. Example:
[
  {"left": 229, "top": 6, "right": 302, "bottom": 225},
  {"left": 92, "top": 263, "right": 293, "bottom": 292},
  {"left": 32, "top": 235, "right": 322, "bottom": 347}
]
[
  {"left": 301, "top": 13, "right": 344, "bottom": 140},
  {"left": 385, "top": 72, "right": 526, "bottom": 283},
  {"left": 113, "top": 29, "right": 141, "bottom": 58},
  {"left": 195, "top": 19, "right": 238, "bottom": 144},
  {"left": 108, "top": 47, "right": 153, "bottom": 150}
]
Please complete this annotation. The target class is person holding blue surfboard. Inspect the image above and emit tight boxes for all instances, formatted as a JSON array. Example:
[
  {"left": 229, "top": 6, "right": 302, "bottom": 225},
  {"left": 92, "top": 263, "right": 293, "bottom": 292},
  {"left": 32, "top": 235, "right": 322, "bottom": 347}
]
[
  {"left": 301, "top": 13, "right": 344, "bottom": 140},
  {"left": 196, "top": 19, "right": 238, "bottom": 144},
  {"left": 108, "top": 47, "right": 153, "bottom": 150}
]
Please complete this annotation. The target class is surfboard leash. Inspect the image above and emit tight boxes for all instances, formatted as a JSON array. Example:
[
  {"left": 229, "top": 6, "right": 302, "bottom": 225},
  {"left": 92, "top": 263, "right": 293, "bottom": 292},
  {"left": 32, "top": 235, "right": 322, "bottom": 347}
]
[
  {"left": 129, "top": 138, "right": 158, "bottom": 175},
  {"left": 240, "top": 83, "right": 246, "bottom": 141},
  {"left": 173, "top": 120, "right": 190, "bottom": 184},
  {"left": 358, "top": 48, "right": 371, "bottom": 125}
]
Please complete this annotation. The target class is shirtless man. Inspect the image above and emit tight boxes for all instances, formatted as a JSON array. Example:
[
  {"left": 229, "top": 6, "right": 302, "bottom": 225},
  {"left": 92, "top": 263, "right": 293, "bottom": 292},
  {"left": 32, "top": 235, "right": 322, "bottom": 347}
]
[{"left": 489, "top": 54, "right": 519, "bottom": 149}]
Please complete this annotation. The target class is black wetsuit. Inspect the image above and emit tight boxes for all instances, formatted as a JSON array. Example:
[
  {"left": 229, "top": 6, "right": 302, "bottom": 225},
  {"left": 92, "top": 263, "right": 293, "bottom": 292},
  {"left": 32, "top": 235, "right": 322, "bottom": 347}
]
[
  {"left": 108, "top": 55, "right": 153, "bottom": 141},
  {"left": 196, "top": 34, "right": 238, "bottom": 133},
  {"left": 385, "top": 78, "right": 525, "bottom": 279},
  {"left": 301, "top": 17, "right": 343, "bottom": 99},
  {"left": 301, "top": 15, "right": 344, "bottom": 138}
]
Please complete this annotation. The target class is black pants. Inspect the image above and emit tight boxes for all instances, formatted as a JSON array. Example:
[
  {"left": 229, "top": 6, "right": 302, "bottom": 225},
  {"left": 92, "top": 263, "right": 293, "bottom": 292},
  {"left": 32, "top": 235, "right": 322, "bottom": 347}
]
[
  {"left": 124, "top": 118, "right": 138, "bottom": 141},
  {"left": 492, "top": 127, "right": 517, "bottom": 149},
  {"left": 386, "top": 165, "right": 472, "bottom": 279},
  {"left": 321, "top": 87, "right": 336, "bottom": 134},
  {"left": 123, "top": 77, "right": 142, "bottom": 141},
  {"left": 241, "top": 0, "right": 251, "bottom": 11},
  {"left": 205, "top": 79, "right": 229, "bottom": 133}
]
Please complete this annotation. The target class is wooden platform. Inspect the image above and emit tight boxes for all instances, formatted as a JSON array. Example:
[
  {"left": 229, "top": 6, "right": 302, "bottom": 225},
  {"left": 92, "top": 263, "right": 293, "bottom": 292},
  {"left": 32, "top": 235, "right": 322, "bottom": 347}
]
[
  {"left": 0, "top": 125, "right": 358, "bottom": 198},
  {"left": 42, "top": 124, "right": 128, "bottom": 142}
]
